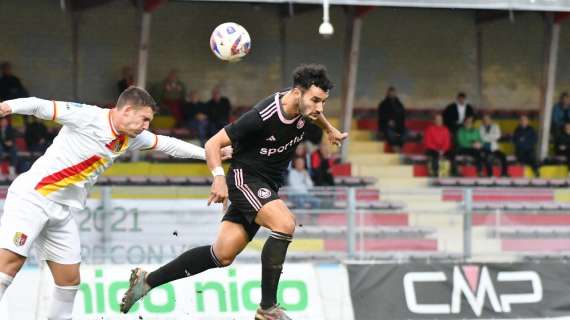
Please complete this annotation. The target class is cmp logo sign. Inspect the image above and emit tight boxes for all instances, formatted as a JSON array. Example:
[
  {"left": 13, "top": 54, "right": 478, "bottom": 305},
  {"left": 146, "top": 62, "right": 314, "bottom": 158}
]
[{"left": 403, "top": 265, "right": 543, "bottom": 317}]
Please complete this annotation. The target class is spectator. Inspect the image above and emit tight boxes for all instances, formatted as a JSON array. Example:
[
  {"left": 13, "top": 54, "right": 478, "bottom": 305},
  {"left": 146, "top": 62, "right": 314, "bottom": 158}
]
[
  {"left": 453, "top": 116, "right": 484, "bottom": 176},
  {"left": 159, "top": 69, "right": 186, "bottom": 125},
  {"left": 551, "top": 92, "right": 570, "bottom": 137},
  {"left": 310, "top": 143, "right": 335, "bottom": 186},
  {"left": 443, "top": 92, "right": 475, "bottom": 136},
  {"left": 182, "top": 90, "right": 209, "bottom": 146},
  {"left": 0, "top": 62, "right": 29, "bottom": 101},
  {"left": 555, "top": 122, "right": 570, "bottom": 172},
  {"left": 480, "top": 114, "right": 508, "bottom": 177},
  {"left": 0, "top": 118, "right": 18, "bottom": 178},
  {"left": 206, "top": 86, "right": 232, "bottom": 136},
  {"left": 287, "top": 157, "right": 320, "bottom": 208},
  {"left": 117, "top": 66, "right": 134, "bottom": 96},
  {"left": 377, "top": 86, "right": 407, "bottom": 152},
  {"left": 423, "top": 114, "right": 452, "bottom": 177},
  {"left": 513, "top": 115, "right": 540, "bottom": 177}
]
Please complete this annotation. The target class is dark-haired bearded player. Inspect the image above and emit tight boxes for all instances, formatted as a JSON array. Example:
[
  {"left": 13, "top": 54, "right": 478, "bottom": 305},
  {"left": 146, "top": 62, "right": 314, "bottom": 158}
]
[{"left": 121, "top": 64, "right": 348, "bottom": 319}]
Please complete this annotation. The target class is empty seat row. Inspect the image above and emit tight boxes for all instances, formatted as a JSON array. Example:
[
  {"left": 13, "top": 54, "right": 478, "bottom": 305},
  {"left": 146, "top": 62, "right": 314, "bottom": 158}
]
[
  {"left": 472, "top": 202, "right": 570, "bottom": 211},
  {"left": 257, "top": 226, "right": 434, "bottom": 239},
  {"left": 435, "top": 177, "right": 570, "bottom": 188},
  {"left": 491, "top": 227, "right": 570, "bottom": 238}
]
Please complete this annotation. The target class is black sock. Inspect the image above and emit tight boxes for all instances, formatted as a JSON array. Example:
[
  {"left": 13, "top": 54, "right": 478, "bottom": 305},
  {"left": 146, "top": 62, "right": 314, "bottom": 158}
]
[
  {"left": 260, "top": 231, "right": 292, "bottom": 309},
  {"left": 146, "top": 245, "right": 222, "bottom": 288}
]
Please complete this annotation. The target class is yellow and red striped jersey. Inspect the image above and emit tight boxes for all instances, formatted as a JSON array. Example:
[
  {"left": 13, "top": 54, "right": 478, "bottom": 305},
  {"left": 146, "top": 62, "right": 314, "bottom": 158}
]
[{"left": 5, "top": 98, "right": 205, "bottom": 212}]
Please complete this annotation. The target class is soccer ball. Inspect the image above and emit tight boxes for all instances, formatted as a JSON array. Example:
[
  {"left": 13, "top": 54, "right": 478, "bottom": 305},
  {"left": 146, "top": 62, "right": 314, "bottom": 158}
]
[{"left": 210, "top": 22, "right": 251, "bottom": 62}]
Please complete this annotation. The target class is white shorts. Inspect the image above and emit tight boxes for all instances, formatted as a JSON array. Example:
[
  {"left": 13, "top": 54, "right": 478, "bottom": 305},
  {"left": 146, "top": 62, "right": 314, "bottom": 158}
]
[{"left": 0, "top": 190, "right": 81, "bottom": 264}]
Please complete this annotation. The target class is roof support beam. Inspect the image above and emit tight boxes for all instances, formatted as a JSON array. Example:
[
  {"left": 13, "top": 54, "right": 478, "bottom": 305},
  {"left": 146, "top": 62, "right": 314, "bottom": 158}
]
[{"left": 538, "top": 13, "right": 560, "bottom": 160}]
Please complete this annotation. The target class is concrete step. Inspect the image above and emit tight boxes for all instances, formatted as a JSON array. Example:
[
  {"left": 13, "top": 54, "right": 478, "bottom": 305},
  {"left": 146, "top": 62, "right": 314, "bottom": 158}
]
[
  {"left": 349, "top": 129, "right": 374, "bottom": 141},
  {"left": 375, "top": 177, "right": 429, "bottom": 189},
  {"left": 353, "top": 164, "right": 414, "bottom": 178},
  {"left": 348, "top": 153, "right": 400, "bottom": 166},
  {"left": 348, "top": 141, "right": 385, "bottom": 153},
  {"left": 388, "top": 193, "right": 457, "bottom": 213}
]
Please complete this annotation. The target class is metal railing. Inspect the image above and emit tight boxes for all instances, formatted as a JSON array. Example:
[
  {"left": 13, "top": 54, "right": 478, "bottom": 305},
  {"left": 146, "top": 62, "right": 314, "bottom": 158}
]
[{"left": 3, "top": 185, "right": 570, "bottom": 265}]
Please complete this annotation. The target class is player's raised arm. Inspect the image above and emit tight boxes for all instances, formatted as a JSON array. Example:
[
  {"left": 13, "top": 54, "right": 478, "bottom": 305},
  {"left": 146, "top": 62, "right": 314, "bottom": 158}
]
[
  {"left": 205, "top": 129, "right": 232, "bottom": 206},
  {"left": 1, "top": 97, "right": 99, "bottom": 131},
  {"left": 312, "top": 113, "right": 348, "bottom": 146},
  {"left": 0, "top": 97, "right": 56, "bottom": 120}
]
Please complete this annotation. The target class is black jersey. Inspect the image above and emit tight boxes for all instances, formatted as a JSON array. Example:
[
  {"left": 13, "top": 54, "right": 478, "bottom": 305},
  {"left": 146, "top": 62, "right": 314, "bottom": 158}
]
[{"left": 225, "top": 90, "right": 307, "bottom": 188}]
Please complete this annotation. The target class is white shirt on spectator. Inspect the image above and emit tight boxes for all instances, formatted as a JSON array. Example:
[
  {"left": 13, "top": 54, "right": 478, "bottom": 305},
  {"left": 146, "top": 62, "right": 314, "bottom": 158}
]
[
  {"left": 457, "top": 103, "right": 467, "bottom": 124},
  {"left": 479, "top": 123, "right": 502, "bottom": 152}
]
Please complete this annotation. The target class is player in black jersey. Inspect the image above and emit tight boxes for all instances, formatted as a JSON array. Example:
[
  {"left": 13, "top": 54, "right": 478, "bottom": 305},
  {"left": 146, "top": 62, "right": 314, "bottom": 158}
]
[{"left": 120, "top": 64, "right": 347, "bottom": 319}]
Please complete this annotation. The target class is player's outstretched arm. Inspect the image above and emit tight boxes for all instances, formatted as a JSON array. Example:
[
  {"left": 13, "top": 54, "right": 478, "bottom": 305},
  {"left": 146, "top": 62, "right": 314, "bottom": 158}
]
[
  {"left": 152, "top": 134, "right": 232, "bottom": 161},
  {"left": 0, "top": 98, "right": 56, "bottom": 120},
  {"left": 205, "top": 129, "right": 232, "bottom": 207},
  {"left": 313, "top": 113, "right": 349, "bottom": 146}
]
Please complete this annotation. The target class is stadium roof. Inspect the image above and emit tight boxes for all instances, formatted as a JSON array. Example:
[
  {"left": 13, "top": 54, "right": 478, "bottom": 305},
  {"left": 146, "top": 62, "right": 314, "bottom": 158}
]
[{"left": 188, "top": 0, "right": 570, "bottom": 12}]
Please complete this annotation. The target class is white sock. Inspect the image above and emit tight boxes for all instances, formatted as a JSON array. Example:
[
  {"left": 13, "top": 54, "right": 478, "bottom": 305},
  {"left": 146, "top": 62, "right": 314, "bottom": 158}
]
[
  {"left": 47, "top": 285, "right": 79, "bottom": 320},
  {"left": 0, "top": 272, "right": 14, "bottom": 301}
]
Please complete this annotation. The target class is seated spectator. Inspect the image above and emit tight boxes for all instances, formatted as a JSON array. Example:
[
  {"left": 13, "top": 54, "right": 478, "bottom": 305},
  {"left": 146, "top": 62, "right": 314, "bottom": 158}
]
[
  {"left": 288, "top": 157, "right": 320, "bottom": 208},
  {"left": 310, "top": 143, "right": 335, "bottom": 186},
  {"left": 443, "top": 92, "right": 475, "bottom": 136},
  {"left": 480, "top": 114, "right": 508, "bottom": 177},
  {"left": 555, "top": 122, "right": 570, "bottom": 172},
  {"left": 0, "top": 118, "right": 18, "bottom": 178},
  {"left": 377, "top": 86, "right": 407, "bottom": 152},
  {"left": 0, "top": 62, "right": 29, "bottom": 101},
  {"left": 552, "top": 92, "right": 570, "bottom": 137},
  {"left": 452, "top": 116, "right": 484, "bottom": 176},
  {"left": 182, "top": 90, "right": 209, "bottom": 146},
  {"left": 513, "top": 115, "right": 540, "bottom": 177},
  {"left": 117, "top": 66, "right": 134, "bottom": 96},
  {"left": 25, "top": 117, "right": 50, "bottom": 154},
  {"left": 158, "top": 69, "right": 186, "bottom": 125},
  {"left": 206, "top": 86, "right": 232, "bottom": 137},
  {"left": 423, "top": 114, "right": 452, "bottom": 177}
]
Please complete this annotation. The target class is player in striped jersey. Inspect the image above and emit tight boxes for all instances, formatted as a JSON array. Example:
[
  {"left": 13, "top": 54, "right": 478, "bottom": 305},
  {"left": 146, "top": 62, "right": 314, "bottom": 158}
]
[
  {"left": 121, "top": 64, "right": 347, "bottom": 319},
  {"left": 0, "top": 86, "right": 231, "bottom": 320}
]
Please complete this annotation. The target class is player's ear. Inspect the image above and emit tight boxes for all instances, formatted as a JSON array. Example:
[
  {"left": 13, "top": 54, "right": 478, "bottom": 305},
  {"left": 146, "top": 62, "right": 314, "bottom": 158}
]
[
  {"left": 122, "top": 104, "right": 134, "bottom": 115},
  {"left": 292, "top": 87, "right": 303, "bottom": 98}
]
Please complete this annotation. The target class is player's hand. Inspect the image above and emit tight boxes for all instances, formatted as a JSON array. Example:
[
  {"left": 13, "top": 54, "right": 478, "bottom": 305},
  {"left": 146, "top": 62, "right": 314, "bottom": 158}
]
[
  {"left": 221, "top": 146, "right": 233, "bottom": 160},
  {"left": 207, "top": 176, "right": 228, "bottom": 210},
  {"left": 326, "top": 127, "right": 348, "bottom": 147},
  {"left": 0, "top": 103, "right": 12, "bottom": 118}
]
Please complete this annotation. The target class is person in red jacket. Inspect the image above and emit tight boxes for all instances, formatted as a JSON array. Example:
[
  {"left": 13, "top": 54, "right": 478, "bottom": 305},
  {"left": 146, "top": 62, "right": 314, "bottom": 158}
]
[{"left": 424, "top": 114, "right": 452, "bottom": 177}]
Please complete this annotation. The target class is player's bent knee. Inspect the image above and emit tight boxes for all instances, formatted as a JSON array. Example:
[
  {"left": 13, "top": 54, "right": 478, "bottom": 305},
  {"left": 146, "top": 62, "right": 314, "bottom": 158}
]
[
  {"left": 215, "top": 252, "right": 236, "bottom": 267},
  {"left": 271, "top": 218, "right": 296, "bottom": 235},
  {"left": 55, "top": 275, "right": 80, "bottom": 287}
]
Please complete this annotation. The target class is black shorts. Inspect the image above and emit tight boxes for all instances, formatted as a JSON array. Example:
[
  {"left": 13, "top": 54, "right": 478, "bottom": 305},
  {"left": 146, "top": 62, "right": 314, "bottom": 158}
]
[{"left": 222, "top": 168, "right": 280, "bottom": 240}]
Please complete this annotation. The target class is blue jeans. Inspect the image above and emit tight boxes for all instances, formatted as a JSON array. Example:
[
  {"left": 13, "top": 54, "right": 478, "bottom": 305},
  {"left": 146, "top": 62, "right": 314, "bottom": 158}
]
[{"left": 290, "top": 194, "right": 321, "bottom": 209}]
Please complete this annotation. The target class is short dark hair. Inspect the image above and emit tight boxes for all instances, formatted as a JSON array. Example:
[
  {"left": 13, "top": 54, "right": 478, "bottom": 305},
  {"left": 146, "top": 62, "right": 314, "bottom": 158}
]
[
  {"left": 457, "top": 92, "right": 467, "bottom": 99},
  {"left": 292, "top": 64, "right": 334, "bottom": 92},
  {"left": 117, "top": 86, "right": 158, "bottom": 112}
]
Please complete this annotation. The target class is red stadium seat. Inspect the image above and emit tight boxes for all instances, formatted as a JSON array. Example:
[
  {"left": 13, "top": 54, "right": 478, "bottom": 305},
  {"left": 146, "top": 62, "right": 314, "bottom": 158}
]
[
  {"left": 317, "top": 212, "right": 409, "bottom": 226},
  {"left": 324, "top": 239, "right": 437, "bottom": 251}
]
